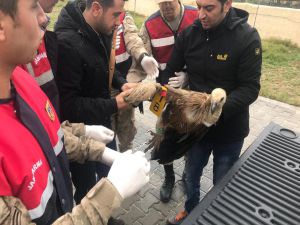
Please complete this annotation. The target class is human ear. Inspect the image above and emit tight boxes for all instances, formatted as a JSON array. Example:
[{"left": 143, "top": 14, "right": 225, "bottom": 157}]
[
  {"left": 224, "top": 0, "right": 232, "bottom": 14},
  {"left": 92, "top": 1, "right": 104, "bottom": 17},
  {"left": 0, "top": 13, "right": 8, "bottom": 42}
]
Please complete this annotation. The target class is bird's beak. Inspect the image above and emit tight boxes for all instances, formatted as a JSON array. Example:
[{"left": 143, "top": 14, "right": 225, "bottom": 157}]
[{"left": 211, "top": 102, "right": 217, "bottom": 114}]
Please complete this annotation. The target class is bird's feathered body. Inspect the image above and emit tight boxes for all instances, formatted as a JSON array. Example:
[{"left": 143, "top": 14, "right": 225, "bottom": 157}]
[
  {"left": 163, "top": 87, "right": 211, "bottom": 133},
  {"left": 125, "top": 83, "right": 226, "bottom": 164}
]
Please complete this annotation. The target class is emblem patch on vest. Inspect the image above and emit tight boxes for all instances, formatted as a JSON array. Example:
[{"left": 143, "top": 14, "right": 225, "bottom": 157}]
[
  {"left": 216, "top": 54, "right": 228, "bottom": 61},
  {"left": 45, "top": 100, "right": 55, "bottom": 122}
]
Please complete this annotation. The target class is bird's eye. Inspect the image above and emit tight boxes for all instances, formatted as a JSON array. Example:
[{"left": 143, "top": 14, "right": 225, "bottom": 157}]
[{"left": 220, "top": 97, "right": 224, "bottom": 102}]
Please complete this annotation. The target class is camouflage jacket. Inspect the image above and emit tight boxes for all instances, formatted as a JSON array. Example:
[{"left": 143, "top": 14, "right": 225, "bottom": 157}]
[
  {"left": 122, "top": 13, "right": 149, "bottom": 83},
  {"left": 0, "top": 121, "right": 122, "bottom": 225}
]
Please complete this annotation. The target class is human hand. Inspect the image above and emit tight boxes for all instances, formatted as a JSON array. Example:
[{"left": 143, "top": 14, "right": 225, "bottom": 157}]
[
  {"left": 121, "top": 82, "right": 138, "bottom": 91},
  {"left": 101, "top": 147, "right": 121, "bottom": 166},
  {"left": 141, "top": 55, "right": 159, "bottom": 79},
  {"left": 107, "top": 150, "right": 150, "bottom": 199},
  {"left": 115, "top": 89, "right": 133, "bottom": 109},
  {"left": 168, "top": 71, "right": 188, "bottom": 88},
  {"left": 85, "top": 125, "right": 114, "bottom": 144}
]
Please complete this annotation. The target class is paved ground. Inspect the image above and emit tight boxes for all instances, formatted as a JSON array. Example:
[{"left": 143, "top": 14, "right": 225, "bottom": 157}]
[{"left": 112, "top": 96, "right": 300, "bottom": 225}]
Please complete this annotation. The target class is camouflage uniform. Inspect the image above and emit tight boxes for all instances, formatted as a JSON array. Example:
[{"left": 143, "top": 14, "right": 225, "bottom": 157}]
[
  {"left": 111, "top": 13, "right": 150, "bottom": 152},
  {"left": 0, "top": 121, "right": 121, "bottom": 225}
]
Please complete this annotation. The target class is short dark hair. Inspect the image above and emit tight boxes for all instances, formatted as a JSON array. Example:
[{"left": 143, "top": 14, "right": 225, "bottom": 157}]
[
  {"left": 0, "top": 0, "right": 18, "bottom": 18},
  {"left": 218, "top": 0, "right": 228, "bottom": 6},
  {"left": 86, "top": 0, "right": 114, "bottom": 9},
  {"left": 86, "top": 0, "right": 127, "bottom": 9}
]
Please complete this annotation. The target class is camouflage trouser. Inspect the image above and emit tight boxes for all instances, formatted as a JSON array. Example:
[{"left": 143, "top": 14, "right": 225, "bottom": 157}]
[{"left": 111, "top": 89, "right": 137, "bottom": 152}]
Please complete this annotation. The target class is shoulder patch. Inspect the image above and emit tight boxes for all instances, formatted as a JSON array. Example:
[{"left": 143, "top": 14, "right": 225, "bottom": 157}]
[
  {"left": 255, "top": 48, "right": 261, "bottom": 56},
  {"left": 45, "top": 100, "right": 55, "bottom": 122}
]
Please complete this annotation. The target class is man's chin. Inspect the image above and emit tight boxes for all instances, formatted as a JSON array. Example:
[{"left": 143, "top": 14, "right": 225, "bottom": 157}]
[
  {"left": 201, "top": 22, "right": 210, "bottom": 30},
  {"left": 101, "top": 28, "right": 113, "bottom": 36}
]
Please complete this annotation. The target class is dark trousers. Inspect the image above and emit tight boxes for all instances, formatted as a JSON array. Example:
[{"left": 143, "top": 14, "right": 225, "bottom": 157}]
[
  {"left": 71, "top": 139, "right": 117, "bottom": 204},
  {"left": 184, "top": 139, "right": 244, "bottom": 213}
]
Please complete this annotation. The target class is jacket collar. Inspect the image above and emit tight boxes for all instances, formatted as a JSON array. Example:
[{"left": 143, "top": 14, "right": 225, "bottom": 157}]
[
  {"left": 55, "top": 0, "right": 109, "bottom": 51},
  {"left": 192, "top": 7, "right": 249, "bottom": 36}
]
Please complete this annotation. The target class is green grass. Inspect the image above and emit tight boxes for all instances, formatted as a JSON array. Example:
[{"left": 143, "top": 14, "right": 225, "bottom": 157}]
[
  {"left": 261, "top": 39, "right": 300, "bottom": 106},
  {"left": 48, "top": 1, "right": 67, "bottom": 31},
  {"left": 130, "top": 12, "right": 146, "bottom": 28},
  {"left": 49, "top": 4, "right": 300, "bottom": 106}
]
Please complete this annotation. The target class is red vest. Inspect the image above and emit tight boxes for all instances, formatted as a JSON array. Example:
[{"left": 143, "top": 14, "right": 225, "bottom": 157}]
[
  {"left": 21, "top": 39, "right": 54, "bottom": 86},
  {"left": 20, "top": 37, "right": 60, "bottom": 116},
  {"left": 0, "top": 67, "right": 73, "bottom": 224},
  {"left": 115, "top": 12, "right": 130, "bottom": 64},
  {"left": 145, "top": 6, "right": 198, "bottom": 70}
]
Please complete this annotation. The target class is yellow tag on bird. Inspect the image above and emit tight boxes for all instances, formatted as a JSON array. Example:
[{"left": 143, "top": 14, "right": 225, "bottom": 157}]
[{"left": 150, "top": 86, "right": 167, "bottom": 117}]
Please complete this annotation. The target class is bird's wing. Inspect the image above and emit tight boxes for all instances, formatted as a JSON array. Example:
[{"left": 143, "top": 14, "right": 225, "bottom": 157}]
[
  {"left": 165, "top": 85, "right": 190, "bottom": 103},
  {"left": 144, "top": 104, "right": 170, "bottom": 154},
  {"left": 124, "top": 82, "right": 161, "bottom": 104},
  {"left": 146, "top": 86, "right": 213, "bottom": 164},
  {"left": 151, "top": 125, "right": 209, "bottom": 164},
  {"left": 165, "top": 85, "right": 210, "bottom": 133},
  {"left": 149, "top": 102, "right": 210, "bottom": 164},
  {"left": 144, "top": 130, "right": 163, "bottom": 153}
]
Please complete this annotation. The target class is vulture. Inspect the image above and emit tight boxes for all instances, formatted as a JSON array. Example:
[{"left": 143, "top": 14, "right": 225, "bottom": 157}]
[{"left": 124, "top": 83, "right": 226, "bottom": 164}]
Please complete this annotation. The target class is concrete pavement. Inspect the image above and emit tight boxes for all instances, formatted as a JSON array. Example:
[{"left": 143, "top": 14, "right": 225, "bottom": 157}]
[{"left": 113, "top": 96, "right": 300, "bottom": 225}]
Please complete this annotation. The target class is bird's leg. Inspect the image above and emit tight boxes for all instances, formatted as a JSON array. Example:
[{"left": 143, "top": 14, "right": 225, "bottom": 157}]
[{"left": 124, "top": 82, "right": 161, "bottom": 104}]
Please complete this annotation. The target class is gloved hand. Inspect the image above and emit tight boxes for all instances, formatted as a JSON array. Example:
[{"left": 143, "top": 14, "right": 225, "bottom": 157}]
[
  {"left": 101, "top": 147, "right": 121, "bottom": 166},
  {"left": 141, "top": 55, "right": 159, "bottom": 79},
  {"left": 85, "top": 125, "right": 114, "bottom": 144},
  {"left": 168, "top": 71, "right": 188, "bottom": 88},
  {"left": 108, "top": 150, "right": 150, "bottom": 199}
]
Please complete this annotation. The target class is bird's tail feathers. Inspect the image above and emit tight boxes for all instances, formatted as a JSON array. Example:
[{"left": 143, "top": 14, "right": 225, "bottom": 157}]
[{"left": 144, "top": 130, "right": 163, "bottom": 154}]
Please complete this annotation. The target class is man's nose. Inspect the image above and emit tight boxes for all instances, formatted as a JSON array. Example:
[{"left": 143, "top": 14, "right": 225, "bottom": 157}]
[
  {"left": 198, "top": 8, "right": 206, "bottom": 20},
  {"left": 37, "top": 3, "right": 49, "bottom": 31},
  {"left": 115, "top": 19, "right": 120, "bottom": 27}
]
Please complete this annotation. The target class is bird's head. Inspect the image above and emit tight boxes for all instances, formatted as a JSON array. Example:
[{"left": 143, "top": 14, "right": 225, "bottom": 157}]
[{"left": 210, "top": 88, "right": 226, "bottom": 114}]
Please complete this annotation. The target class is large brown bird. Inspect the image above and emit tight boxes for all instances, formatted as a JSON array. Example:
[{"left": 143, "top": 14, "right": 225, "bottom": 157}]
[{"left": 125, "top": 83, "right": 226, "bottom": 164}]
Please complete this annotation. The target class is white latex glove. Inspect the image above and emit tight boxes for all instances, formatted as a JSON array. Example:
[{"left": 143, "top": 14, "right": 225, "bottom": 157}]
[
  {"left": 141, "top": 55, "right": 159, "bottom": 79},
  {"left": 168, "top": 71, "right": 188, "bottom": 88},
  {"left": 85, "top": 125, "right": 114, "bottom": 144},
  {"left": 101, "top": 147, "right": 121, "bottom": 166},
  {"left": 108, "top": 150, "right": 150, "bottom": 199}
]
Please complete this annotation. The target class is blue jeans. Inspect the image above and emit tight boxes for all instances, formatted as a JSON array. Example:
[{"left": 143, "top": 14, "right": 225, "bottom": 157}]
[{"left": 184, "top": 139, "right": 244, "bottom": 213}]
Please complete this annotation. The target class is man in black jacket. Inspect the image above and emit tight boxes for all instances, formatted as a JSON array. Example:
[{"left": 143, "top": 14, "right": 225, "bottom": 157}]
[
  {"left": 54, "top": 0, "right": 136, "bottom": 217},
  {"left": 162, "top": 0, "right": 262, "bottom": 224}
]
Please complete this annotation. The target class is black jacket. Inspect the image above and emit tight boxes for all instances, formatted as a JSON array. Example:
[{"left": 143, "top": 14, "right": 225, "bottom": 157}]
[
  {"left": 162, "top": 8, "right": 262, "bottom": 142},
  {"left": 55, "top": 1, "right": 126, "bottom": 127},
  {"left": 42, "top": 30, "right": 60, "bottom": 116}
]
